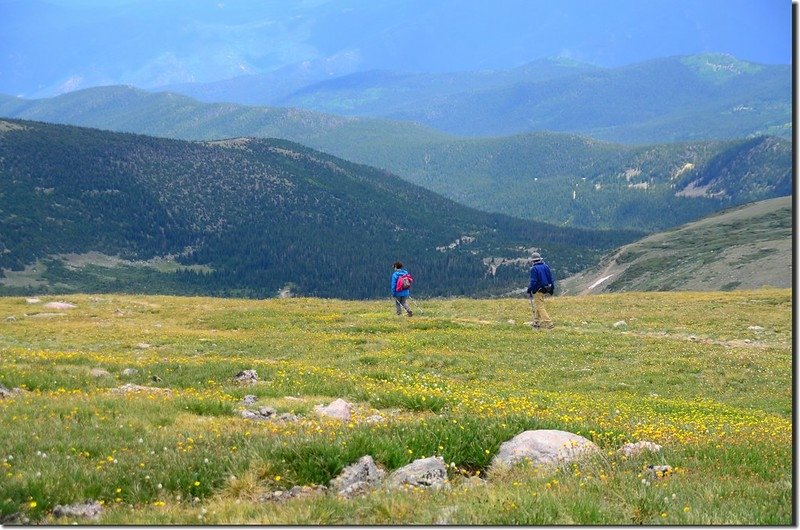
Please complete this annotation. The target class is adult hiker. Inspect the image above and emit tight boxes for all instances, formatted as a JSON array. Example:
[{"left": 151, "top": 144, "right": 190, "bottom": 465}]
[
  {"left": 391, "top": 261, "right": 413, "bottom": 317},
  {"left": 526, "top": 252, "right": 554, "bottom": 329}
]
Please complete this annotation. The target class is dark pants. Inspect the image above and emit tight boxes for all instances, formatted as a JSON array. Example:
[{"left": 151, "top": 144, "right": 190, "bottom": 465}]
[{"left": 394, "top": 296, "right": 411, "bottom": 315}]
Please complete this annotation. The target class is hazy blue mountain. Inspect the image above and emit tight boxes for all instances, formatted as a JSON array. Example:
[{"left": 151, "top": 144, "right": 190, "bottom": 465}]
[
  {"left": 0, "top": 87, "right": 790, "bottom": 233},
  {"left": 273, "top": 54, "right": 791, "bottom": 142},
  {"left": 0, "top": 118, "right": 639, "bottom": 299},
  {"left": 164, "top": 58, "right": 599, "bottom": 108},
  {"left": 1, "top": 0, "right": 789, "bottom": 98}
]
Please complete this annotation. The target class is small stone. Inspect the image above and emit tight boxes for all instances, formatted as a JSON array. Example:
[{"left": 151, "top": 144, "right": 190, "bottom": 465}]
[
  {"left": 121, "top": 368, "right": 139, "bottom": 377},
  {"left": 647, "top": 464, "right": 673, "bottom": 479},
  {"left": 242, "top": 395, "right": 258, "bottom": 405},
  {"left": 90, "top": 368, "right": 112, "bottom": 378},
  {"left": 44, "top": 301, "right": 77, "bottom": 309},
  {"left": 233, "top": 369, "right": 258, "bottom": 385},
  {"left": 150, "top": 375, "right": 163, "bottom": 383},
  {"left": 110, "top": 384, "right": 170, "bottom": 394},
  {"left": 259, "top": 485, "right": 326, "bottom": 503},
  {"left": 748, "top": 325, "right": 764, "bottom": 331},
  {"left": 52, "top": 500, "right": 103, "bottom": 520},
  {"left": 363, "top": 414, "right": 385, "bottom": 424},
  {"left": 25, "top": 298, "right": 41, "bottom": 304},
  {"left": 613, "top": 320, "right": 627, "bottom": 328},
  {"left": 135, "top": 343, "right": 151, "bottom": 349},
  {"left": 241, "top": 407, "right": 276, "bottom": 420},
  {"left": 618, "top": 441, "right": 662, "bottom": 458}
]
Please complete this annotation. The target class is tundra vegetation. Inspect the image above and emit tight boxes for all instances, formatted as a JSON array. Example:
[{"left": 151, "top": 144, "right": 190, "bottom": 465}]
[{"left": 0, "top": 289, "right": 791, "bottom": 524}]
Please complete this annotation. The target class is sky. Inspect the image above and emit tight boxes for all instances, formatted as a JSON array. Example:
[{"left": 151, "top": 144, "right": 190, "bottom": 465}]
[{"left": 0, "top": 0, "right": 792, "bottom": 97}]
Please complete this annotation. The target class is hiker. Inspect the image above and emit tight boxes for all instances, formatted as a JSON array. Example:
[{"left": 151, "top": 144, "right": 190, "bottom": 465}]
[
  {"left": 391, "top": 261, "right": 413, "bottom": 317},
  {"left": 526, "top": 252, "right": 554, "bottom": 329}
]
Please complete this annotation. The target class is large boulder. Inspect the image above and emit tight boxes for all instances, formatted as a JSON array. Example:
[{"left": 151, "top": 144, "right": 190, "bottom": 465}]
[
  {"left": 330, "top": 455, "right": 385, "bottom": 498},
  {"left": 491, "top": 429, "right": 599, "bottom": 469},
  {"left": 314, "top": 398, "right": 353, "bottom": 421},
  {"left": 386, "top": 456, "right": 448, "bottom": 490}
]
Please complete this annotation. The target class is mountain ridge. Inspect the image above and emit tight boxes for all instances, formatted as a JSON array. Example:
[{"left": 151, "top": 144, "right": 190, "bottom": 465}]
[
  {"left": 0, "top": 86, "right": 791, "bottom": 234},
  {"left": 0, "top": 118, "right": 639, "bottom": 299}
]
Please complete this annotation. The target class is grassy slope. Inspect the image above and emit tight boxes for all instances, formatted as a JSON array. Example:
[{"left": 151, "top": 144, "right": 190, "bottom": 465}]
[
  {"left": 0, "top": 290, "right": 791, "bottom": 524},
  {"left": 560, "top": 196, "right": 793, "bottom": 295}
]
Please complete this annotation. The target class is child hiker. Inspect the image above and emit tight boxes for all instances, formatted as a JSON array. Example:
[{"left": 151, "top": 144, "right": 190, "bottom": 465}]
[
  {"left": 391, "top": 261, "right": 413, "bottom": 317},
  {"left": 526, "top": 252, "right": 554, "bottom": 329}
]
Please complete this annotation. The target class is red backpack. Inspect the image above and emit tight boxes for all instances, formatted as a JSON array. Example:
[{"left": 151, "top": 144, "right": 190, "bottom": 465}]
[{"left": 395, "top": 273, "right": 413, "bottom": 291}]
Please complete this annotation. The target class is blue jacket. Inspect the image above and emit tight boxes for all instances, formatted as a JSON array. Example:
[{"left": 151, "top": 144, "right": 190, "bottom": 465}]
[
  {"left": 391, "top": 268, "right": 410, "bottom": 297},
  {"left": 528, "top": 262, "right": 554, "bottom": 294}
]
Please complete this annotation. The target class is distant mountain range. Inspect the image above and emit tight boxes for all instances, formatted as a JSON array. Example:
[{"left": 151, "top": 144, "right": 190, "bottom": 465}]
[
  {"left": 561, "top": 196, "right": 793, "bottom": 294},
  {"left": 159, "top": 54, "right": 791, "bottom": 143},
  {"left": 0, "top": 86, "right": 791, "bottom": 234},
  {"left": 0, "top": 119, "right": 639, "bottom": 299}
]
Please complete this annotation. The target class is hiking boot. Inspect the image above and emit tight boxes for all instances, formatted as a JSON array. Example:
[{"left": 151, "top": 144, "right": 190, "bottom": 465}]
[{"left": 407, "top": 310, "right": 413, "bottom": 317}]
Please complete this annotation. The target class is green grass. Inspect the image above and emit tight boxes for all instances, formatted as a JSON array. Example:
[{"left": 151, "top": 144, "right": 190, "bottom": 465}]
[{"left": 0, "top": 290, "right": 791, "bottom": 524}]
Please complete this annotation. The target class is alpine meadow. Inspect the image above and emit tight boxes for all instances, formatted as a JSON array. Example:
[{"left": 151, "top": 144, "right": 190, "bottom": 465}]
[{"left": 0, "top": 0, "right": 793, "bottom": 526}]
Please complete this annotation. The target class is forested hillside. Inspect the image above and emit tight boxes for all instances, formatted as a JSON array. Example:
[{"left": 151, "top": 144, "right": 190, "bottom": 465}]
[
  {"left": 0, "top": 88, "right": 791, "bottom": 233},
  {"left": 0, "top": 119, "right": 639, "bottom": 299}
]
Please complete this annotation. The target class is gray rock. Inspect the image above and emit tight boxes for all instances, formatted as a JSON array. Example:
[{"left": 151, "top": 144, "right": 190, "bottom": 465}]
[
  {"left": 613, "top": 320, "right": 627, "bottom": 329},
  {"left": 135, "top": 342, "right": 151, "bottom": 349},
  {"left": 362, "top": 414, "right": 385, "bottom": 424},
  {"left": 647, "top": 464, "right": 673, "bottom": 479},
  {"left": 121, "top": 368, "right": 139, "bottom": 377},
  {"left": 25, "top": 298, "right": 41, "bottom": 304},
  {"left": 491, "top": 429, "right": 599, "bottom": 469},
  {"left": 314, "top": 398, "right": 353, "bottom": 421},
  {"left": 44, "top": 301, "right": 77, "bottom": 309},
  {"left": 89, "top": 368, "right": 112, "bottom": 378},
  {"left": 387, "top": 456, "right": 448, "bottom": 490},
  {"left": 618, "top": 441, "right": 662, "bottom": 458},
  {"left": 242, "top": 394, "right": 258, "bottom": 405},
  {"left": 110, "top": 384, "right": 170, "bottom": 394},
  {"left": 240, "top": 406, "right": 276, "bottom": 420},
  {"left": 233, "top": 369, "right": 258, "bottom": 385},
  {"left": 748, "top": 325, "right": 765, "bottom": 332},
  {"left": 275, "top": 412, "right": 299, "bottom": 422},
  {"left": 0, "top": 512, "right": 30, "bottom": 524},
  {"left": 0, "top": 385, "right": 13, "bottom": 399},
  {"left": 52, "top": 500, "right": 103, "bottom": 520},
  {"left": 330, "top": 455, "right": 385, "bottom": 497},
  {"left": 5, "top": 316, "right": 16, "bottom": 322},
  {"left": 259, "top": 485, "right": 327, "bottom": 503}
]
